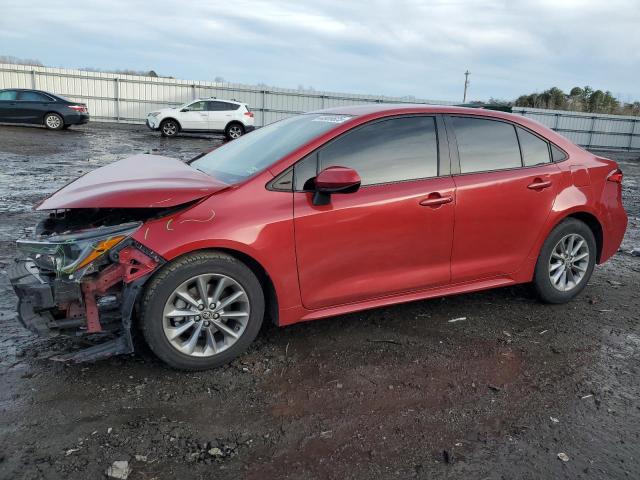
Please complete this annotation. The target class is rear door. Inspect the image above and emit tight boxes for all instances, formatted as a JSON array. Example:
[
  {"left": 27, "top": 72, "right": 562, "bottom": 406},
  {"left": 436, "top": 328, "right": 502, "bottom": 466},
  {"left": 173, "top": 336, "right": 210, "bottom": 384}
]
[
  {"left": 208, "top": 101, "right": 239, "bottom": 130},
  {"left": 293, "top": 115, "right": 455, "bottom": 310},
  {"left": 16, "top": 91, "right": 55, "bottom": 124},
  {"left": 0, "top": 90, "right": 19, "bottom": 122},
  {"left": 179, "top": 100, "right": 210, "bottom": 130},
  {"left": 446, "top": 115, "right": 562, "bottom": 282}
]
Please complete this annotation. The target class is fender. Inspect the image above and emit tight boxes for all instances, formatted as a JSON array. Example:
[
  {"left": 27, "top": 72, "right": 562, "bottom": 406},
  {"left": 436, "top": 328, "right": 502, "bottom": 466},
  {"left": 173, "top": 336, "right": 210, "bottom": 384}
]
[
  {"left": 132, "top": 171, "right": 301, "bottom": 313},
  {"left": 160, "top": 117, "right": 182, "bottom": 129}
]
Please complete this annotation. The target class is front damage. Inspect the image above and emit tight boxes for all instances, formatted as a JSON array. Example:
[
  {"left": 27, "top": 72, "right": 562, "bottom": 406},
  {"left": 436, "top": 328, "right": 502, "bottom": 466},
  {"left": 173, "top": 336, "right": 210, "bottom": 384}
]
[{"left": 8, "top": 208, "right": 167, "bottom": 363}]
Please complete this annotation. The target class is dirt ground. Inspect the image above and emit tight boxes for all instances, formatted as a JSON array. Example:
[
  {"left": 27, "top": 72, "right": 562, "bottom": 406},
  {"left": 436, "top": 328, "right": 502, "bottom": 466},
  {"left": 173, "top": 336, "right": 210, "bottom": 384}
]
[{"left": 0, "top": 122, "right": 638, "bottom": 480}]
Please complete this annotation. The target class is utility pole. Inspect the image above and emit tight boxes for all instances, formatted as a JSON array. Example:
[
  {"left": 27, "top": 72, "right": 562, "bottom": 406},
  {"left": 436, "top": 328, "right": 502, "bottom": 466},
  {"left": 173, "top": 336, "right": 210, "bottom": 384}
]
[{"left": 463, "top": 70, "right": 470, "bottom": 103}]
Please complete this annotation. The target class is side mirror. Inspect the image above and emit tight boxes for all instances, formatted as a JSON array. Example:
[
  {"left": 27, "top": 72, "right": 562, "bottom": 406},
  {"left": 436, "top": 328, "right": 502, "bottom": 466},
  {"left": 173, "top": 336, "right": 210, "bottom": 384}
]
[
  {"left": 312, "top": 166, "right": 361, "bottom": 206},
  {"left": 180, "top": 108, "right": 190, "bottom": 112}
]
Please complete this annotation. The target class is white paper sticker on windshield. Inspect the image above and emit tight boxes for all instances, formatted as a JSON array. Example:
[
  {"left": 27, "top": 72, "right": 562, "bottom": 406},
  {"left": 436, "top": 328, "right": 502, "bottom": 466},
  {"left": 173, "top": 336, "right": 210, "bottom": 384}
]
[{"left": 312, "top": 115, "right": 352, "bottom": 124}]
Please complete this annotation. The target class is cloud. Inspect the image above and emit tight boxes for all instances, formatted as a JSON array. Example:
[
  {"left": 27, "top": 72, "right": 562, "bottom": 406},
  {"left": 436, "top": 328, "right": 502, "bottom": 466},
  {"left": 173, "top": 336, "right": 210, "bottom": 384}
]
[{"left": 0, "top": 0, "right": 637, "bottom": 101}]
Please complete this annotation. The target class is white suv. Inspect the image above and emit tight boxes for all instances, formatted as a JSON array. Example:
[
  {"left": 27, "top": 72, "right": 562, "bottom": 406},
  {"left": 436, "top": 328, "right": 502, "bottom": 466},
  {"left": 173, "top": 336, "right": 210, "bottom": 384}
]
[{"left": 146, "top": 98, "right": 255, "bottom": 140}]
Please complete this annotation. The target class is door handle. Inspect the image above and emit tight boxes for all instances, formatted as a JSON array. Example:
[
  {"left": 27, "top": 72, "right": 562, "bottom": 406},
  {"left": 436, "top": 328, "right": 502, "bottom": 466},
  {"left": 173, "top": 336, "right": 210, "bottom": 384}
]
[
  {"left": 419, "top": 194, "right": 453, "bottom": 207},
  {"left": 527, "top": 179, "right": 552, "bottom": 190}
]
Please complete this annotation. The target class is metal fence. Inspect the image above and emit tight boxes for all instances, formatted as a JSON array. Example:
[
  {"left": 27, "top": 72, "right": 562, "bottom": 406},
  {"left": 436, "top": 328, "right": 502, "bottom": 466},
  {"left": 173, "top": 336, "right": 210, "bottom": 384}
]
[
  {"left": 0, "top": 63, "right": 455, "bottom": 127},
  {"left": 512, "top": 107, "right": 640, "bottom": 151},
  {"left": 2, "top": 63, "right": 638, "bottom": 150}
]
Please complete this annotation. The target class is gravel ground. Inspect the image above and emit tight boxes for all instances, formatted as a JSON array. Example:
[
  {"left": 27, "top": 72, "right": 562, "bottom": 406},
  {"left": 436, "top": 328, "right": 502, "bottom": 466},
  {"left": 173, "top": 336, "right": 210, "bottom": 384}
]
[{"left": 0, "top": 123, "right": 638, "bottom": 480}]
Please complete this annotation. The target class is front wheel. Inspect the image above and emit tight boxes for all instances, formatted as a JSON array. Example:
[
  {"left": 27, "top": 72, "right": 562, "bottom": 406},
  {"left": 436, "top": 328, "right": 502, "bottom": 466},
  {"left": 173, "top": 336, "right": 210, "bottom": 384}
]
[
  {"left": 225, "top": 123, "right": 244, "bottom": 140},
  {"left": 140, "top": 252, "right": 264, "bottom": 370},
  {"left": 160, "top": 119, "right": 179, "bottom": 137},
  {"left": 533, "top": 218, "right": 596, "bottom": 304},
  {"left": 44, "top": 113, "right": 64, "bottom": 130}
]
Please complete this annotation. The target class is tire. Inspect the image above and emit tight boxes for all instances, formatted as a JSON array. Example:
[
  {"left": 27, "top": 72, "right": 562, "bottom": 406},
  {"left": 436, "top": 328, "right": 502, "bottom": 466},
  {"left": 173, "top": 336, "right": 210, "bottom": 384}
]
[
  {"left": 140, "top": 251, "right": 264, "bottom": 370},
  {"left": 225, "top": 122, "right": 244, "bottom": 140},
  {"left": 533, "top": 218, "right": 596, "bottom": 304},
  {"left": 160, "top": 119, "right": 179, "bottom": 137},
  {"left": 44, "top": 113, "right": 64, "bottom": 130}
]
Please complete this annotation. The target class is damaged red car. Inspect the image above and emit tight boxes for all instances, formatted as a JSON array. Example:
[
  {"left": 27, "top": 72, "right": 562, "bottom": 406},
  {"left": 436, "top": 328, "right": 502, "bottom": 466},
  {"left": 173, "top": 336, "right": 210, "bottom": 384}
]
[{"left": 10, "top": 105, "right": 627, "bottom": 370}]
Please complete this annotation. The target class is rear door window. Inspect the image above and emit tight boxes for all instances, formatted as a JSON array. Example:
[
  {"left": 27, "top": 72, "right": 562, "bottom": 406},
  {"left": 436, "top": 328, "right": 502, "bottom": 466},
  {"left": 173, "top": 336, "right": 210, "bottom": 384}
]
[
  {"left": 451, "top": 117, "right": 522, "bottom": 173},
  {"left": 516, "top": 127, "right": 551, "bottom": 166},
  {"left": 317, "top": 116, "right": 439, "bottom": 186},
  {"left": 18, "top": 91, "right": 52, "bottom": 101},
  {"left": 209, "top": 101, "right": 239, "bottom": 111},
  {"left": 0, "top": 90, "right": 18, "bottom": 100}
]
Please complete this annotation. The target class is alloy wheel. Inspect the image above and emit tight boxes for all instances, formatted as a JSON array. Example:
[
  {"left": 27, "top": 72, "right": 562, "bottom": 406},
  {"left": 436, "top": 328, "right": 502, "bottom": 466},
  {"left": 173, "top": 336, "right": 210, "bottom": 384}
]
[
  {"left": 228, "top": 125, "right": 243, "bottom": 139},
  {"left": 162, "top": 122, "right": 177, "bottom": 136},
  {"left": 548, "top": 233, "right": 590, "bottom": 292},
  {"left": 162, "top": 274, "right": 250, "bottom": 357},
  {"left": 45, "top": 114, "right": 62, "bottom": 129}
]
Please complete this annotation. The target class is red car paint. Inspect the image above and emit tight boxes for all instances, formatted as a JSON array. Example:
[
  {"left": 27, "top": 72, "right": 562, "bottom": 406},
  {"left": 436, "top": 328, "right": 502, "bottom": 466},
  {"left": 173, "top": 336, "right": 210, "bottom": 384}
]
[
  {"left": 41, "top": 105, "right": 628, "bottom": 327},
  {"left": 37, "top": 154, "right": 228, "bottom": 210}
]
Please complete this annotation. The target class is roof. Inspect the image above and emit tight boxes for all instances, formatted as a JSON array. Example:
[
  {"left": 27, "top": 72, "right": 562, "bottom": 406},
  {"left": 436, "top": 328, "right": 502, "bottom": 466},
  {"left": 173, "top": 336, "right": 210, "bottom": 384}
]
[
  {"left": 313, "top": 103, "right": 515, "bottom": 119},
  {"left": 202, "top": 97, "right": 244, "bottom": 104},
  {"left": 0, "top": 88, "right": 64, "bottom": 98},
  {"left": 309, "top": 103, "right": 577, "bottom": 152}
]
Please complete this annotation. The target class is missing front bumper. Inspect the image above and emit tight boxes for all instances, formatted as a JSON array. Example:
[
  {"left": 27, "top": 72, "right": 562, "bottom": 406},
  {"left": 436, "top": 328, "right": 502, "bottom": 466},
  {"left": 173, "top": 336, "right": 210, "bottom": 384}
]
[{"left": 8, "top": 244, "right": 162, "bottom": 362}]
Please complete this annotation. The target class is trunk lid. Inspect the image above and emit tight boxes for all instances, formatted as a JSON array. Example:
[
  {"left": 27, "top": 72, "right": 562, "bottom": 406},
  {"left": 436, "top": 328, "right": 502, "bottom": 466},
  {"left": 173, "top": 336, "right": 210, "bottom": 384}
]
[{"left": 37, "top": 154, "right": 228, "bottom": 210}]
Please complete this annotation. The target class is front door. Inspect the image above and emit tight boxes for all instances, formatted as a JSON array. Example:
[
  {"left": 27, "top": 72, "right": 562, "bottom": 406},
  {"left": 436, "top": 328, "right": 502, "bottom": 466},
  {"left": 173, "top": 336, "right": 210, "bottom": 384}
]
[
  {"left": 0, "top": 90, "right": 19, "bottom": 123},
  {"left": 179, "top": 100, "right": 210, "bottom": 130},
  {"left": 446, "top": 115, "right": 562, "bottom": 282},
  {"left": 293, "top": 115, "right": 455, "bottom": 310}
]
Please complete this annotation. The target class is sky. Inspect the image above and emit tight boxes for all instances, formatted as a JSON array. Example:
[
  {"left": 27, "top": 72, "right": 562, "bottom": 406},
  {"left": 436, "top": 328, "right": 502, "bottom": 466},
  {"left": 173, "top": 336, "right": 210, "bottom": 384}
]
[{"left": 1, "top": 0, "right": 638, "bottom": 103}]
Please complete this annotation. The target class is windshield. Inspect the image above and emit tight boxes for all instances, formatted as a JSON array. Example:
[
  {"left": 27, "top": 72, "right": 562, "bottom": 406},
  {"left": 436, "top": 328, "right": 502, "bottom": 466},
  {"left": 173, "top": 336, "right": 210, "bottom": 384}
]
[{"left": 191, "top": 113, "right": 353, "bottom": 183}]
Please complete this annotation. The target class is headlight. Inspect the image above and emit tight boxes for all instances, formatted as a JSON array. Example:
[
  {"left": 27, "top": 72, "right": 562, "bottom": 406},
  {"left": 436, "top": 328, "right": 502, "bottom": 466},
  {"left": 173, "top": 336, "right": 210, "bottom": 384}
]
[
  {"left": 17, "top": 222, "right": 141, "bottom": 275},
  {"left": 148, "top": 112, "right": 161, "bottom": 117}
]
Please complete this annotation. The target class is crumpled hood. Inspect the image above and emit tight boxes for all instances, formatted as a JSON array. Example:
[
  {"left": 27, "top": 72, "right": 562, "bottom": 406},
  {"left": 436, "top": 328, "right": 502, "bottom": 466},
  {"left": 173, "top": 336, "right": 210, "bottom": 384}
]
[{"left": 37, "top": 154, "right": 229, "bottom": 210}]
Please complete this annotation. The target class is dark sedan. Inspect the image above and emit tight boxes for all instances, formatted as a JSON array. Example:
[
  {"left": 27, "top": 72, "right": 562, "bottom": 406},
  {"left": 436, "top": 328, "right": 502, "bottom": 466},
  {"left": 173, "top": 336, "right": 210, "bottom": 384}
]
[{"left": 0, "top": 88, "right": 89, "bottom": 130}]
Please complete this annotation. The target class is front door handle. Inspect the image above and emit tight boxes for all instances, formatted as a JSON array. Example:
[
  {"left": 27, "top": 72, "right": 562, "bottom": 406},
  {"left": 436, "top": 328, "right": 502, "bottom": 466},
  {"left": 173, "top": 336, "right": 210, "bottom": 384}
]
[
  {"left": 419, "top": 194, "right": 453, "bottom": 207},
  {"left": 527, "top": 179, "right": 552, "bottom": 190}
]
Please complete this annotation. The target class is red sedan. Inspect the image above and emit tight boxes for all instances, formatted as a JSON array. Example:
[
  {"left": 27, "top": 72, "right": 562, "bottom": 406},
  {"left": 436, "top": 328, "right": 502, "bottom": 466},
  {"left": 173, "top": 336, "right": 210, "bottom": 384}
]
[{"left": 10, "top": 105, "right": 627, "bottom": 370}]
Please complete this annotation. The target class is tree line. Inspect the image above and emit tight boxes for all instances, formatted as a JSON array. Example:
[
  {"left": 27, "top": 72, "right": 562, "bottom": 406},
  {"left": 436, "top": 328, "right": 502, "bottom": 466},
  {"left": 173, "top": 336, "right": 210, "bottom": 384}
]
[{"left": 513, "top": 86, "right": 640, "bottom": 116}]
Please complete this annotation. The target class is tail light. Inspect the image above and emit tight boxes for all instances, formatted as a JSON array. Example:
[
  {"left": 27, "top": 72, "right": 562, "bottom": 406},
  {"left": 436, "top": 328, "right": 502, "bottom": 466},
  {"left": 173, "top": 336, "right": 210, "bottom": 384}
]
[
  {"left": 607, "top": 169, "right": 623, "bottom": 184},
  {"left": 244, "top": 111, "right": 254, "bottom": 118},
  {"left": 68, "top": 105, "right": 88, "bottom": 113}
]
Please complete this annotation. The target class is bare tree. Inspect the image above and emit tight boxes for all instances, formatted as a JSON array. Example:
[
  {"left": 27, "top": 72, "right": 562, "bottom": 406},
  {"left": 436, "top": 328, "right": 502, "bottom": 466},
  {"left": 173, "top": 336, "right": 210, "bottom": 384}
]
[{"left": 0, "top": 55, "right": 43, "bottom": 66}]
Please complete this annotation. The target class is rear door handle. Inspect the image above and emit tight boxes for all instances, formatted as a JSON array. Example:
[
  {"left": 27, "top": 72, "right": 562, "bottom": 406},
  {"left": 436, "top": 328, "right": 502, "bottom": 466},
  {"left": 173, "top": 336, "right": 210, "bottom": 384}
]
[
  {"left": 419, "top": 194, "right": 453, "bottom": 207},
  {"left": 527, "top": 179, "right": 552, "bottom": 190}
]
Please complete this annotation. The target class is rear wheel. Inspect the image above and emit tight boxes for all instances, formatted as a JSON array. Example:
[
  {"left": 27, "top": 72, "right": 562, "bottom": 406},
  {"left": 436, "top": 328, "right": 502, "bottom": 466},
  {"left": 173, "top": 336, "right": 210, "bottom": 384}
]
[
  {"left": 533, "top": 218, "right": 596, "bottom": 304},
  {"left": 141, "top": 251, "right": 264, "bottom": 370},
  {"left": 44, "top": 113, "right": 64, "bottom": 130},
  {"left": 160, "top": 119, "right": 179, "bottom": 137},
  {"left": 225, "top": 122, "right": 244, "bottom": 140}
]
